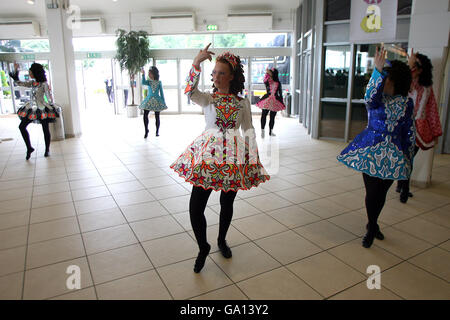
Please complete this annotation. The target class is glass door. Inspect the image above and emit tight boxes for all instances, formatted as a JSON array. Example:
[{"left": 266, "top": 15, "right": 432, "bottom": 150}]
[
  {"left": 155, "top": 59, "right": 178, "bottom": 113},
  {"left": 0, "top": 61, "right": 14, "bottom": 114},
  {"left": 180, "top": 59, "right": 201, "bottom": 113},
  {"left": 77, "top": 58, "right": 115, "bottom": 115},
  {"left": 250, "top": 57, "right": 273, "bottom": 114}
]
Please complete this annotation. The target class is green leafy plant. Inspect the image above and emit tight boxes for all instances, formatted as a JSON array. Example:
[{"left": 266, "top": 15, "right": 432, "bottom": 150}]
[
  {"left": 115, "top": 29, "right": 151, "bottom": 105},
  {"left": 0, "top": 70, "right": 11, "bottom": 97}
]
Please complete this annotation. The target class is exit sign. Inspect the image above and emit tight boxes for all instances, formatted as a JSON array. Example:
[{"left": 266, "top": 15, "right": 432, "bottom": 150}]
[
  {"left": 207, "top": 25, "right": 218, "bottom": 31},
  {"left": 87, "top": 52, "right": 102, "bottom": 59}
]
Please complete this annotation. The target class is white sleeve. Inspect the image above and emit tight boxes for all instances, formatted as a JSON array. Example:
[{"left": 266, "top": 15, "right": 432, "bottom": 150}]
[
  {"left": 240, "top": 98, "right": 256, "bottom": 138},
  {"left": 184, "top": 65, "right": 213, "bottom": 107}
]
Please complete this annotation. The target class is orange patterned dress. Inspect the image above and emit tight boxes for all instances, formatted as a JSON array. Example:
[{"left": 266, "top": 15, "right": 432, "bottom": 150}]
[{"left": 170, "top": 65, "right": 270, "bottom": 192}]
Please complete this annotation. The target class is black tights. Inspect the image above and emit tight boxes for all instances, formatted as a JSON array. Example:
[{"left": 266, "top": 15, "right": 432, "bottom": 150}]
[
  {"left": 19, "top": 118, "right": 51, "bottom": 152},
  {"left": 143, "top": 110, "right": 160, "bottom": 134},
  {"left": 189, "top": 186, "right": 237, "bottom": 250},
  {"left": 362, "top": 173, "right": 393, "bottom": 232},
  {"left": 261, "top": 109, "right": 277, "bottom": 131},
  {"left": 397, "top": 145, "right": 420, "bottom": 194}
]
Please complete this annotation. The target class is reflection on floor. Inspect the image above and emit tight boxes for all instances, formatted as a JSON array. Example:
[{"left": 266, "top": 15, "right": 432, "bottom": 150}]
[{"left": 0, "top": 111, "right": 449, "bottom": 300}]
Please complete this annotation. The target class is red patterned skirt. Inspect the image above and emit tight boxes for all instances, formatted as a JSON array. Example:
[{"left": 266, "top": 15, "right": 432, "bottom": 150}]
[
  {"left": 170, "top": 131, "right": 270, "bottom": 192},
  {"left": 18, "top": 105, "right": 60, "bottom": 123}
]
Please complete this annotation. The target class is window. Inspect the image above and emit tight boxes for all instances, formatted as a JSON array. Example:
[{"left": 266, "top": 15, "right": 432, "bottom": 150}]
[
  {"left": 213, "top": 33, "right": 291, "bottom": 48},
  {"left": 275, "top": 56, "right": 291, "bottom": 85},
  {"left": 149, "top": 34, "right": 212, "bottom": 49},
  {"left": 72, "top": 36, "right": 117, "bottom": 51},
  {"left": 0, "top": 39, "right": 50, "bottom": 53},
  {"left": 350, "top": 103, "right": 367, "bottom": 140},
  {"left": 398, "top": 0, "right": 412, "bottom": 15},
  {"left": 320, "top": 102, "right": 346, "bottom": 139},
  {"left": 353, "top": 43, "right": 408, "bottom": 99},
  {"left": 251, "top": 57, "right": 274, "bottom": 85},
  {"left": 322, "top": 46, "right": 351, "bottom": 99},
  {"left": 325, "top": 0, "right": 351, "bottom": 21}
]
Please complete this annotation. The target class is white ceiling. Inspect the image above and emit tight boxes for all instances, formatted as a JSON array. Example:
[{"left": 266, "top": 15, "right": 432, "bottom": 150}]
[{"left": 0, "top": 0, "right": 301, "bottom": 19}]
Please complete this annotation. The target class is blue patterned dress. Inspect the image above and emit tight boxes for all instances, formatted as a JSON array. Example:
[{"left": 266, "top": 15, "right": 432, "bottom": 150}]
[
  {"left": 139, "top": 75, "right": 167, "bottom": 111},
  {"left": 337, "top": 69, "right": 416, "bottom": 180}
]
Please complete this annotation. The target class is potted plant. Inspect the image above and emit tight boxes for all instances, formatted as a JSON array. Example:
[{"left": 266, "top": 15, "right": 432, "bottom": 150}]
[{"left": 115, "top": 29, "right": 151, "bottom": 117}]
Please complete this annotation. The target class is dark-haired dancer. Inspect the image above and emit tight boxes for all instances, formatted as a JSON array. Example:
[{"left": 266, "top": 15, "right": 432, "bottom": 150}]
[
  {"left": 396, "top": 50, "right": 442, "bottom": 203},
  {"left": 139, "top": 66, "right": 167, "bottom": 138},
  {"left": 9, "top": 62, "right": 60, "bottom": 159},
  {"left": 256, "top": 68, "right": 286, "bottom": 138},
  {"left": 171, "top": 44, "right": 270, "bottom": 273},
  {"left": 337, "top": 47, "right": 416, "bottom": 248}
]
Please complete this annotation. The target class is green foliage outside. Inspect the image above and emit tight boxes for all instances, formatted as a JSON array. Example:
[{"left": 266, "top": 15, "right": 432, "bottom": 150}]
[
  {"left": 149, "top": 34, "right": 212, "bottom": 49},
  {"left": 148, "top": 34, "right": 247, "bottom": 49},
  {"left": 83, "top": 60, "right": 96, "bottom": 69},
  {"left": 115, "top": 29, "right": 152, "bottom": 105},
  {"left": 20, "top": 40, "right": 50, "bottom": 52},
  {"left": 0, "top": 70, "right": 11, "bottom": 96},
  {"left": 0, "top": 39, "right": 50, "bottom": 53},
  {"left": 213, "top": 34, "right": 246, "bottom": 48}
]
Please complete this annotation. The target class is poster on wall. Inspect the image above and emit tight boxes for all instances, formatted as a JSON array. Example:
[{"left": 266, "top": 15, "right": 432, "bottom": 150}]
[{"left": 350, "top": 0, "right": 398, "bottom": 43}]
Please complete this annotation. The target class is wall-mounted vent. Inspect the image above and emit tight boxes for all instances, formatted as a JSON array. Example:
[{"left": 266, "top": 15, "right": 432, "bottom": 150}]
[
  {"left": 227, "top": 13, "right": 272, "bottom": 31},
  {"left": 0, "top": 20, "right": 41, "bottom": 39},
  {"left": 71, "top": 18, "right": 105, "bottom": 36},
  {"left": 150, "top": 14, "right": 195, "bottom": 34}
]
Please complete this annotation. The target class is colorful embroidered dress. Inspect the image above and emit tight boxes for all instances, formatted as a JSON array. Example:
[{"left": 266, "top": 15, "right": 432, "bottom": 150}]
[
  {"left": 337, "top": 68, "right": 416, "bottom": 180},
  {"left": 10, "top": 72, "right": 59, "bottom": 123},
  {"left": 139, "top": 75, "right": 167, "bottom": 111},
  {"left": 256, "top": 73, "right": 286, "bottom": 112},
  {"left": 170, "top": 65, "right": 270, "bottom": 192},
  {"left": 409, "top": 80, "right": 442, "bottom": 150}
]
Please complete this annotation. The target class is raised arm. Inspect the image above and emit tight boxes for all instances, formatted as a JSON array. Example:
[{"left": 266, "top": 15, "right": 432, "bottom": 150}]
[
  {"left": 365, "top": 47, "right": 387, "bottom": 109},
  {"left": 184, "top": 43, "right": 215, "bottom": 107},
  {"left": 9, "top": 70, "right": 34, "bottom": 88},
  {"left": 141, "top": 69, "right": 150, "bottom": 86}
]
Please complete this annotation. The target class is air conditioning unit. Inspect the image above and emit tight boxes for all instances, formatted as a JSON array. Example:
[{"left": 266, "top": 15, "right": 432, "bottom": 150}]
[
  {"left": 71, "top": 18, "right": 105, "bottom": 36},
  {"left": 0, "top": 20, "right": 41, "bottom": 39},
  {"left": 227, "top": 13, "right": 272, "bottom": 31},
  {"left": 150, "top": 14, "right": 195, "bottom": 34}
]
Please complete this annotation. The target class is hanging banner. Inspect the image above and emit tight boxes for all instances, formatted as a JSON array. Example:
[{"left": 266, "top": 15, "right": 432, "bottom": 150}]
[{"left": 350, "top": 0, "right": 398, "bottom": 43}]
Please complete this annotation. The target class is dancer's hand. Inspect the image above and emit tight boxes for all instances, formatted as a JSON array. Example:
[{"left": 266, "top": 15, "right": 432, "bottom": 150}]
[
  {"left": 374, "top": 46, "right": 386, "bottom": 73},
  {"left": 14, "top": 62, "right": 20, "bottom": 72},
  {"left": 193, "top": 43, "right": 214, "bottom": 68},
  {"left": 407, "top": 48, "right": 418, "bottom": 70}
]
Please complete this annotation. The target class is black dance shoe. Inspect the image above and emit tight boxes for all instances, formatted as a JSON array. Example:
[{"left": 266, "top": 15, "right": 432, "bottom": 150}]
[
  {"left": 366, "top": 224, "right": 384, "bottom": 240},
  {"left": 396, "top": 185, "right": 402, "bottom": 193},
  {"left": 156, "top": 131, "right": 159, "bottom": 137},
  {"left": 44, "top": 149, "right": 49, "bottom": 157},
  {"left": 218, "top": 240, "right": 232, "bottom": 259},
  {"left": 144, "top": 130, "right": 149, "bottom": 139},
  {"left": 26, "top": 148, "right": 35, "bottom": 160},
  {"left": 400, "top": 192, "right": 409, "bottom": 203},
  {"left": 193, "top": 243, "right": 211, "bottom": 273},
  {"left": 362, "top": 231, "right": 376, "bottom": 248}
]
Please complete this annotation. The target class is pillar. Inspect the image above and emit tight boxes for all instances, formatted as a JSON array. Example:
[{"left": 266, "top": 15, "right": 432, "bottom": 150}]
[
  {"left": 408, "top": 0, "right": 450, "bottom": 187},
  {"left": 45, "top": 0, "right": 81, "bottom": 138}
]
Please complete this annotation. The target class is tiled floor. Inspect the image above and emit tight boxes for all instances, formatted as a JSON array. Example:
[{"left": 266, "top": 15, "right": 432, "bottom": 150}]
[{"left": 0, "top": 111, "right": 449, "bottom": 300}]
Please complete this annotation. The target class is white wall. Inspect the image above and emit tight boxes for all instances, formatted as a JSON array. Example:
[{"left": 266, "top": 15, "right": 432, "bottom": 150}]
[{"left": 409, "top": 0, "right": 450, "bottom": 187}]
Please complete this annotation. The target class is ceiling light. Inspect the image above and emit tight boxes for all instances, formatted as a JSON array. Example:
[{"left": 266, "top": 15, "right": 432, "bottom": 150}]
[{"left": 27, "top": 0, "right": 35, "bottom": 4}]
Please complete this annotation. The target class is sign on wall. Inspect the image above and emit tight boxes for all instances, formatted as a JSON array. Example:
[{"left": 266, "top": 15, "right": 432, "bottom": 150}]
[{"left": 350, "top": 0, "right": 398, "bottom": 43}]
